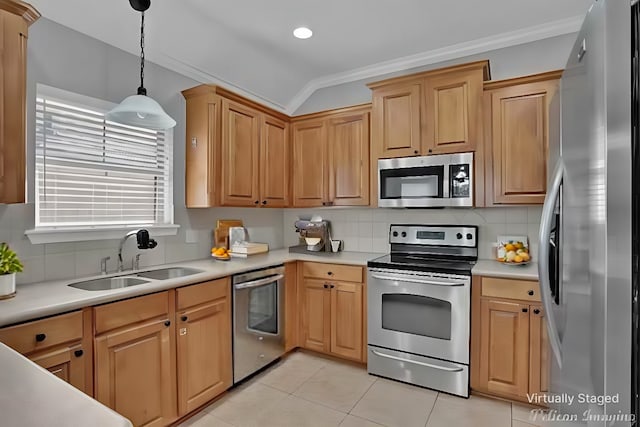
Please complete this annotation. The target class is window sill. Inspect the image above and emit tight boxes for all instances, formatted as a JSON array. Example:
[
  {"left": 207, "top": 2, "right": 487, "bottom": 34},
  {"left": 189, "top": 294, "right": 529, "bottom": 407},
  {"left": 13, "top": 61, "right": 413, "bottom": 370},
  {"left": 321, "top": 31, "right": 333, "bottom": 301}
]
[{"left": 25, "top": 224, "right": 180, "bottom": 244}]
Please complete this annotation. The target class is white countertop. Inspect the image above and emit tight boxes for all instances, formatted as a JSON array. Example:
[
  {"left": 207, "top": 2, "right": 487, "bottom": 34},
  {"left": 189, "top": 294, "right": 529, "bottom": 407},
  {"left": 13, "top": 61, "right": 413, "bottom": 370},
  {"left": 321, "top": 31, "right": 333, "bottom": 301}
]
[
  {"left": 0, "top": 249, "right": 539, "bottom": 328},
  {"left": 0, "top": 343, "right": 132, "bottom": 427},
  {"left": 0, "top": 249, "right": 381, "bottom": 327},
  {"left": 472, "top": 260, "right": 539, "bottom": 281}
]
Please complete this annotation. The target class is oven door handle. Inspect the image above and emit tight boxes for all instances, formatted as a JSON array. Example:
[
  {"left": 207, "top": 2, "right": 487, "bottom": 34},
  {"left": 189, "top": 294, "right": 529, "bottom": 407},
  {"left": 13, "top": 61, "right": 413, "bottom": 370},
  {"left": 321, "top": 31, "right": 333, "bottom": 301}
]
[
  {"left": 234, "top": 274, "right": 284, "bottom": 290},
  {"left": 370, "top": 273, "right": 464, "bottom": 287},
  {"left": 370, "top": 349, "right": 464, "bottom": 372}
]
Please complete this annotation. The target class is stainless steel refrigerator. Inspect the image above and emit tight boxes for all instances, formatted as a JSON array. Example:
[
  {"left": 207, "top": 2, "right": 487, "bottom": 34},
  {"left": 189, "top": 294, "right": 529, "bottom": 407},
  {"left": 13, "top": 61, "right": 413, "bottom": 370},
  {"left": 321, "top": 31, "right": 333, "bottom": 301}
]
[{"left": 538, "top": 0, "right": 636, "bottom": 425}]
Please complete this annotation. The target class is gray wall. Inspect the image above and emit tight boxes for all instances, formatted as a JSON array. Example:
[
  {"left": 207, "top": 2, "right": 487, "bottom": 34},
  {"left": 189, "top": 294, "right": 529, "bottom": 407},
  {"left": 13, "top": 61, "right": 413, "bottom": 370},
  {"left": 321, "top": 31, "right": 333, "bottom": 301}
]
[
  {"left": 293, "top": 33, "right": 577, "bottom": 115},
  {"left": 5, "top": 18, "right": 284, "bottom": 284}
]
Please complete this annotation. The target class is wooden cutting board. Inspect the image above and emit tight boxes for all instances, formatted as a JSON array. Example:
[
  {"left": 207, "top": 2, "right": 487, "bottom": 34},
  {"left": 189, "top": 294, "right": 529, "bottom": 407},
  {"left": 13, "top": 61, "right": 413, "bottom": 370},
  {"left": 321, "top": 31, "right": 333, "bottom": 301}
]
[{"left": 214, "top": 219, "right": 243, "bottom": 249}]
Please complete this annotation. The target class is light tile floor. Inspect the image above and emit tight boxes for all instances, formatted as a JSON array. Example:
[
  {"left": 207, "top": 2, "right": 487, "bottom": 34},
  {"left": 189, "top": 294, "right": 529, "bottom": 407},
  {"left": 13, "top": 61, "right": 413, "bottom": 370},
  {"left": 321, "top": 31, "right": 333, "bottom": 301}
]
[{"left": 179, "top": 351, "right": 545, "bottom": 427}]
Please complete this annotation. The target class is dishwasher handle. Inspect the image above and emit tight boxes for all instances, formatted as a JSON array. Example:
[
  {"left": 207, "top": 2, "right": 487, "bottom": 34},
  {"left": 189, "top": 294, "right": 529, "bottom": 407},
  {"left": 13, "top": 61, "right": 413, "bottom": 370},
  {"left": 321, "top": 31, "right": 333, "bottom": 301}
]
[{"left": 234, "top": 274, "right": 284, "bottom": 290}]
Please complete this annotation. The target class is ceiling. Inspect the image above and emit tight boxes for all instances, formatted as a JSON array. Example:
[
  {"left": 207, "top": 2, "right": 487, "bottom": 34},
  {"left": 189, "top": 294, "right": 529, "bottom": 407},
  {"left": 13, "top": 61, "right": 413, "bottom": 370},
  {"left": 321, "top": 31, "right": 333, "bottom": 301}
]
[{"left": 30, "top": 0, "right": 590, "bottom": 114}]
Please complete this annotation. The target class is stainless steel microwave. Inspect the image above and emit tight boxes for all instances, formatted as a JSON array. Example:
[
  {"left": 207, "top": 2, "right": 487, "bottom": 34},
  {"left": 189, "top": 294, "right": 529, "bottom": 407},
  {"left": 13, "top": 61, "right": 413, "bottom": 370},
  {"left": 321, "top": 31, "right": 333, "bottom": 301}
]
[{"left": 377, "top": 152, "right": 473, "bottom": 208}]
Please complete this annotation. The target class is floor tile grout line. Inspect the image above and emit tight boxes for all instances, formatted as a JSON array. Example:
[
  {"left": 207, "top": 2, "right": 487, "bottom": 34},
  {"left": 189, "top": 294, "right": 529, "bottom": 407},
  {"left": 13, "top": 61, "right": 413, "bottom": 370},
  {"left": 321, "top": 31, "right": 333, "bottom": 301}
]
[
  {"left": 423, "top": 391, "right": 440, "bottom": 427},
  {"left": 346, "top": 376, "right": 379, "bottom": 415}
]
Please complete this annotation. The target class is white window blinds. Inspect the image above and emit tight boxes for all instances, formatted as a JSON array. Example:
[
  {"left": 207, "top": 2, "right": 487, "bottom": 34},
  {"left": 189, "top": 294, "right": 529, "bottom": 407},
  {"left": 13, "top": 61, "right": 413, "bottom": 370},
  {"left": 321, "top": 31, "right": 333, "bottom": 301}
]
[{"left": 35, "top": 85, "right": 173, "bottom": 228}]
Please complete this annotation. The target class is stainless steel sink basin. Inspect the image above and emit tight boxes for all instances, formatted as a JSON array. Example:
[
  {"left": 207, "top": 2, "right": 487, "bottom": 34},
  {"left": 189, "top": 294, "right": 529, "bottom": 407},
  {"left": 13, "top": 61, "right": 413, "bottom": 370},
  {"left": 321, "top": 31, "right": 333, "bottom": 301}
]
[
  {"left": 136, "top": 267, "right": 203, "bottom": 280},
  {"left": 68, "top": 276, "right": 150, "bottom": 291}
]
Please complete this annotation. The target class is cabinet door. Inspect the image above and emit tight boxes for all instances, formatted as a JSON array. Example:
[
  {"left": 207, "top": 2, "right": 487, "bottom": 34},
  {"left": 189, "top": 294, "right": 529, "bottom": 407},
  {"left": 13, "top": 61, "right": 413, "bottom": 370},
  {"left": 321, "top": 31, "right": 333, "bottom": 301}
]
[
  {"left": 479, "top": 298, "right": 530, "bottom": 399},
  {"left": 488, "top": 80, "right": 558, "bottom": 204},
  {"left": 423, "top": 69, "right": 482, "bottom": 154},
  {"left": 30, "top": 343, "right": 88, "bottom": 394},
  {"left": 221, "top": 99, "right": 260, "bottom": 206},
  {"left": 0, "top": 10, "right": 28, "bottom": 203},
  {"left": 300, "top": 278, "right": 330, "bottom": 353},
  {"left": 529, "top": 305, "right": 549, "bottom": 395},
  {"left": 291, "top": 119, "right": 328, "bottom": 207},
  {"left": 328, "top": 112, "right": 370, "bottom": 206},
  {"left": 260, "top": 114, "right": 290, "bottom": 207},
  {"left": 330, "top": 281, "right": 363, "bottom": 361},
  {"left": 177, "top": 296, "right": 231, "bottom": 415},
  {"left": 184, "top": 92, "right": 220, "bottom": 207},
  {"left": 95, "top": 318, "right": 175, "bottom": 427},
  {"left": 371, "top": 83, "right": 422, "bottom": 158}
]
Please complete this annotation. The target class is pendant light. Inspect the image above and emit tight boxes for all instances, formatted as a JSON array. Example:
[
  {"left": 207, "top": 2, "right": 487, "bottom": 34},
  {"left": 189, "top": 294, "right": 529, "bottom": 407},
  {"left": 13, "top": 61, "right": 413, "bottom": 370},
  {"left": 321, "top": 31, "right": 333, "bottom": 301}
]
[{"left": 106, "top": 0, "right": 176, "bottom": 130}]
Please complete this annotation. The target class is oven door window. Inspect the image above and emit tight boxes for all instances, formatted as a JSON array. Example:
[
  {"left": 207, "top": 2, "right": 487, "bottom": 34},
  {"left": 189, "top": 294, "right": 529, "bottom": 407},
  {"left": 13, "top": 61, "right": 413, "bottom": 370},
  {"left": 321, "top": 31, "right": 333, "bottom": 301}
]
[
  {"left": 248, "top": 282, "right": 278, "bottom": 335},
  {"left": 381, "top": 293, "right": 451, "bottom": 340},
  {"left": 379, "top": 166, "right": 444, "bottom": 200}
]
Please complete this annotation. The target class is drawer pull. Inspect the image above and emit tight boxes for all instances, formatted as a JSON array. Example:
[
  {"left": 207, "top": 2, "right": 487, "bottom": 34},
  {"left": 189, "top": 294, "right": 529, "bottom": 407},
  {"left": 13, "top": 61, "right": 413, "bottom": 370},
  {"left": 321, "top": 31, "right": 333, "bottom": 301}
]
[
  {"left": 74, "top": 349, "right": 84, "bottom": 358},
  {"left": 522, "top": 308, "right": 528, "bottom": 313},
  {"left": 181, "top": 315, "right": 188, "bottom": 322},
  {"left": 533, "top": 309, "right": 541, "bottom": 315},
  {"left": 327, "top": 271, "right": 333, "bottom": 276},
  {"left": 528, "top": 290, "right": 534, "bottom": 296},
  {"left": 35, "top": 333, "right": 46, "bottom": 342},
  {"left": 164, "top": 320, "right": 171, "bottom": 327},
  {"left": 323, "top": 284, "right": 328, "bottom": 289}
]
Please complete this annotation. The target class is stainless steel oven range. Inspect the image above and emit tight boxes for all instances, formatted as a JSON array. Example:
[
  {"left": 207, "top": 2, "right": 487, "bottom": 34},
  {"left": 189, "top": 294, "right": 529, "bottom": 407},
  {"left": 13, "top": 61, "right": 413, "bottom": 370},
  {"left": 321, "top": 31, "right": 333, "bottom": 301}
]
[
  {"left": 232, "top": 265, "right": 285, "bottom": 384},
  {"left": 367, "top": 225, "right": 477, "bottom": 397}
]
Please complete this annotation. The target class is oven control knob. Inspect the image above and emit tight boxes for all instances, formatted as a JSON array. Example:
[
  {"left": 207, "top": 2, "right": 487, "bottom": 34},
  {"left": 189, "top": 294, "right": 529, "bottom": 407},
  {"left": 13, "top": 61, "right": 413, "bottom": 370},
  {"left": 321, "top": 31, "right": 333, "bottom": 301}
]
[
  {"left": 392, "top": 231, "right": 398, "bottom": 237},
  {"left": 401, "top": 232, "right": 407, "bottom": 238},
  {"left": 456, "top": 233, "right": 463, "bottom": 240},
  {"left": 466, "top": 233, "right": 473, "bottom": 240}
]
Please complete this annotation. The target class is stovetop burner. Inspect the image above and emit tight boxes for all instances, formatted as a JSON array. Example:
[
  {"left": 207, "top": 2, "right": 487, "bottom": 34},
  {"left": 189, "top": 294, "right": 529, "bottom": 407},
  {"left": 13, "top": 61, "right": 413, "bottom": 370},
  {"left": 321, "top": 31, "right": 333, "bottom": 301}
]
[{"left": 368, "top": 253, "right": 476, "bottom": 275}]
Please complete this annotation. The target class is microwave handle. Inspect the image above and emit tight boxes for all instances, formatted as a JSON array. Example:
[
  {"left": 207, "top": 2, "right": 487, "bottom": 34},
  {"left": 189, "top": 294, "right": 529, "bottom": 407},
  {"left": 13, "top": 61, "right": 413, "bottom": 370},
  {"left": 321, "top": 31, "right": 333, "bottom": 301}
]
[
  {"left": 443, "top": 163, "right": 450, "bottom": 198},
  {"left": 234, "top": 274, "right": 284, "bottom": 290}
]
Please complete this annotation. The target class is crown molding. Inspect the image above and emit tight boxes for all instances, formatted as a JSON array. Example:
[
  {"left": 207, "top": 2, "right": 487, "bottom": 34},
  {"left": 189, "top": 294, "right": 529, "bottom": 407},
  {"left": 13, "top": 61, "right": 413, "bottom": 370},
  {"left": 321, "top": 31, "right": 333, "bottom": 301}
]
[
  {"left": 286, "top": 14, "right": 584, "bottom": 114},
  {"left": 156, "top": 53, "right": 289, "bottom": 114}
]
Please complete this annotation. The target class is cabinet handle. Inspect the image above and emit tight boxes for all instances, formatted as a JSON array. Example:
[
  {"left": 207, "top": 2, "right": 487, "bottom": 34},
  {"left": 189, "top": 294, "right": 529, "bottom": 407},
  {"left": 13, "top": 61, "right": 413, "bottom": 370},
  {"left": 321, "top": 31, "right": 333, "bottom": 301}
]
[
  {"left": 35, "top": 333, "right": 46, "bottom": 342},
  {"left": 428, "top": 149, "right": 433, "bottom": 153},
  {"left": 327, "top": 271, "right": 333, "bottom": 276},
  {"left": 528, "top": 290, "right": 535, "bottom": 296},
  {"left": 323, "top": 284, "right": 328, "bottom": 289},
  {"left": 533, "top": 309, "right": 541, "bottom": 315},
  {"left": 164, "top": 320, "right": 171, "bottom": 327},
  {"left": 414, "top": 150, "right": 419, "bottom": 155},
  {"left": 181, "top": 315, "right": 188, "bottom": 322},
  {"left": 330, "top": 284, "right": 335, "bottom": 289},
  {"left": 254, "top": 200, "right": 259, "bottom": 205},
  {"left": 74, "top": 349, "right": 84, "bottom": 358},
  {"left": 322, "top": 202, "right": 327, "bottom": 206},
  {"left": 522, "top": 308, "right": 528, "bottom": 313},
  {"left": 262, "top": 201, "right": 267, "bottom": 205}
]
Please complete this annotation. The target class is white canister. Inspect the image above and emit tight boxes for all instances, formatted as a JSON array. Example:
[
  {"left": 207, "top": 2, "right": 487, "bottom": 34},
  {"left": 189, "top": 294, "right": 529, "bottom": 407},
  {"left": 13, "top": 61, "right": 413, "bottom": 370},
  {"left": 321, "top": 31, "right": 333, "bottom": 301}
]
[{"left": 0, "top": 273, "right": 16, "bottom": 299}]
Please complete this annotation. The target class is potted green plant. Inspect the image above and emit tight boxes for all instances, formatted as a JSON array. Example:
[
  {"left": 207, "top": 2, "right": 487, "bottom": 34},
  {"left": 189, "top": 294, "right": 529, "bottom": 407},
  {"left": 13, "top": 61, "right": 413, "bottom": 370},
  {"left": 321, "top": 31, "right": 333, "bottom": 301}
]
[{"left": 0, "top": 242, "right": 23, "bottom": 299}]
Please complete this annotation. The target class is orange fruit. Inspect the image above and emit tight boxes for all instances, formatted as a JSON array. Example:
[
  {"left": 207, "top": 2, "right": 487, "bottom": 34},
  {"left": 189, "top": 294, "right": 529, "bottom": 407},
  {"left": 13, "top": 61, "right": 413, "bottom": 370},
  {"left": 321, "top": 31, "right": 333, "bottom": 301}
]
[
  {"left": 514, "top": 255, "right": 523, "bottom": 263},
  {"left": 520, "top": 253, "right": 531, "bottom": 261},
  {"left": 505, "top": 244, "right": 516, "bottom": 252}
]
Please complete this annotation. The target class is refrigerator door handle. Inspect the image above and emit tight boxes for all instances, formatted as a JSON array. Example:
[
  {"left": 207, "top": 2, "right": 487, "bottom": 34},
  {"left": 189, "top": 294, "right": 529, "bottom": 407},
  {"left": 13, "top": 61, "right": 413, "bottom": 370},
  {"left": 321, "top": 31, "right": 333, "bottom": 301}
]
[{"left": 539, "top": 160, "right": 564, "bottom": 368}]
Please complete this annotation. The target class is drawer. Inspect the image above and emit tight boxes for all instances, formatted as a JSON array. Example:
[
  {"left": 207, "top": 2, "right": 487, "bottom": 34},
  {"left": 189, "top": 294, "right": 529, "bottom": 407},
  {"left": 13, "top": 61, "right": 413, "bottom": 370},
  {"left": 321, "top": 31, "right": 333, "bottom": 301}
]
[
  {"left": 177, "top": 277, "right": 229, "bottom": 310},
  {"left": 94, "top": 291, "right": 169, "bottom": 335},
  {"left": 303, "top": 262, "right": 363, "bottom": 283},
  {"left": 481, "top": 277, "right": 541, "bottom": 302},
  {"left": 0, "top": 311, "right": 83, "bottom": 355}
]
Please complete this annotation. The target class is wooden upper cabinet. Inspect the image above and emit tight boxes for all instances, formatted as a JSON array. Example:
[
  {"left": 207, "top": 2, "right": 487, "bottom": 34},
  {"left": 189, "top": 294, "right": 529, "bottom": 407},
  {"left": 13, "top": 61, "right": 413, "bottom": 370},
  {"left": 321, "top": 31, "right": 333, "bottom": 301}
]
[
  {"left": 182, "top": 85, "right": 290, "bottom": 208},
  {"left": 484, "top": 72, "right": 561, "bottom": 205},
  {"left": 221, "top": 100, "right": 260, "bottom": 206},
  {"left": 176, "top": 279, "right": 232, "bottom": 416},
  {"left": 328, "top": 111, "right": 370, "bottom": 206},
  {"left": 291, "top": 119, "right": 328, "bottom": 207},
  {"left": 371, "top": 83, "right": 422, "bottom": 158},
  {"left": 260, "top": 114, "right": 289, "bottom": 207},
  {"left": 0, "top": 1, "right": 39, "bottom": 203},
  {"left": 423, "top": 68, "right": 483, "bottom": 155},
  {"left": 479, "top": 298, "right": 530, "bottom": 399}
]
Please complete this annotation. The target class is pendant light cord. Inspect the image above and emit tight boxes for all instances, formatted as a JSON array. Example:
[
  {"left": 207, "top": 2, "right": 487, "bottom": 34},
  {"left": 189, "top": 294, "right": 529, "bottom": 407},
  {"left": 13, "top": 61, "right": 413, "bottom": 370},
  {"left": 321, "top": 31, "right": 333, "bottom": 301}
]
[{"left": 138, "top": 11, "right": 147, "bottom": 95}]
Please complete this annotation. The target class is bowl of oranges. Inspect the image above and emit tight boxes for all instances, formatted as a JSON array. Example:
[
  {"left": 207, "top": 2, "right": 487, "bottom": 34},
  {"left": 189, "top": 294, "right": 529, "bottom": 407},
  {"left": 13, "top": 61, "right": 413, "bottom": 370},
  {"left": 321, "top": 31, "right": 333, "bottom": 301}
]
[
  {"left": 211, "top": 246, "right": 231, "bottom": 261},
  {"left": 496, "top": 236, "right": 531, "bottom": 265}
]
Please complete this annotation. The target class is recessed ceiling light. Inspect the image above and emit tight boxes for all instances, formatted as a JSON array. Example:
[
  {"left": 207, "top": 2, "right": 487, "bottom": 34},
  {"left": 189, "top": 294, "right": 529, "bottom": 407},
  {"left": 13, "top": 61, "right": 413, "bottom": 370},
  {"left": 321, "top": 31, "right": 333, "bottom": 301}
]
[{"left": 293, "top": 27, "right": 313, "bottom": 39}]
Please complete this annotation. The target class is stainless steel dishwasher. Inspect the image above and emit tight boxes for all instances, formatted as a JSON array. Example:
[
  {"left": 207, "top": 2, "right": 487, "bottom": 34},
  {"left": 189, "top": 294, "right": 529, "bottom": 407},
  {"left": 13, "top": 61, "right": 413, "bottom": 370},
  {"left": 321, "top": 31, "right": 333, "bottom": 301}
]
[{"left": 232, "top": 265, "right": 285, "bottom": 384}]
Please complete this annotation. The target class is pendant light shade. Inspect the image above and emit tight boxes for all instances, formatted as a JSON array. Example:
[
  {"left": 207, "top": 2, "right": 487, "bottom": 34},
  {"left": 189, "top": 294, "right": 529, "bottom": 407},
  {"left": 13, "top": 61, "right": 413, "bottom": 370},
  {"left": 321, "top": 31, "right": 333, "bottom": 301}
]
[
  {"left": 106, "top": 94, "right": 176, "bottom": 129},
  {"left": 106, "top": 1, "right": 176, "bottom": 130}
]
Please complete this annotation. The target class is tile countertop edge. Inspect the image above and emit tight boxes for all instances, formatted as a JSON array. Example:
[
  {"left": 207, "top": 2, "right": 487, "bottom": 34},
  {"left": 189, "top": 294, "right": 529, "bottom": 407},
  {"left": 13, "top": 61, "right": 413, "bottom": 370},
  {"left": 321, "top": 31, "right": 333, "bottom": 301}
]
[
  {"left": 0, "top": 251, "right": 539, "bottom": 328},
  {"left": 472, "top": 260, "right": 539, "bottom": 281},
  {"left": 0, "top": 342, "right": 132, "bottom": 427}
]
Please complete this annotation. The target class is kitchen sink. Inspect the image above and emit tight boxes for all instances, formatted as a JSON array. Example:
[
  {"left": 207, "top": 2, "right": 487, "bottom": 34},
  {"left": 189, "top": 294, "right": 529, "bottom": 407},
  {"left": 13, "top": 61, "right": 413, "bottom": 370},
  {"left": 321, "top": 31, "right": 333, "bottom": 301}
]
[
  {"left": 135, "top": 267, "right": 203, "bottom": 280},
  {"left": 68, "top": 276, "right": 150, "bottom": 291}
]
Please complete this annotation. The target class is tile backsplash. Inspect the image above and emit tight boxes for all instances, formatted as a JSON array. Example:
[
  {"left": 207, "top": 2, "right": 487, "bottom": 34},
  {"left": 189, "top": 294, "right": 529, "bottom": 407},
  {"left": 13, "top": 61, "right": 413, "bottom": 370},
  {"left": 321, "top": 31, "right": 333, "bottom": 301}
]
[{"left": 283, "top": 207, "right": 542, "bottom": 260}]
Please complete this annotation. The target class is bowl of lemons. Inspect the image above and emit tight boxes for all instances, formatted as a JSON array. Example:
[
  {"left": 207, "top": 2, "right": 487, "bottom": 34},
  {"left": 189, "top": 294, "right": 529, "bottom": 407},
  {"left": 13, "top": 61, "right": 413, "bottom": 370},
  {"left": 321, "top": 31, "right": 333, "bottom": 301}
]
[
  {"left": 496, "top": 236, "right": 531, "bottom": 265},
  {"left": 211, "top": 247, "right": 231, "bottom": 261}
]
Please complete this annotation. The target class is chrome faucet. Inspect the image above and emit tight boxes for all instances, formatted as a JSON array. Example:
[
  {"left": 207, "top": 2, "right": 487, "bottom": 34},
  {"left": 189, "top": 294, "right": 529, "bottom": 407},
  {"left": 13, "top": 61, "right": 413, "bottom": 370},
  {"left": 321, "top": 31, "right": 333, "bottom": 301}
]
[{"left": 117, "top": 229, "right": 158, "bottom": 272}]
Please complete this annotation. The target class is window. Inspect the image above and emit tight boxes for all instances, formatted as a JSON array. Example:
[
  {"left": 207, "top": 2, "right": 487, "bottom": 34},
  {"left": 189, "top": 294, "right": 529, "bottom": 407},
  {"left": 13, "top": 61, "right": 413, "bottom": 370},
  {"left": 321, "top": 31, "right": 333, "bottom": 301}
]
[{"left": 29, "top": 85, "right": 176, "bottom": 242}]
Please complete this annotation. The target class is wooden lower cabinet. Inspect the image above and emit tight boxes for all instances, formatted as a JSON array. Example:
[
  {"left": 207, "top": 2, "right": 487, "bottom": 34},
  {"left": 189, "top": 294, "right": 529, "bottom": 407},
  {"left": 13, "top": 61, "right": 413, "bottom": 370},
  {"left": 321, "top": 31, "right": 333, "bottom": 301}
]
[
  {"left": 176, "top": 279, "right": 232, "bottom": 416},
  {"left": 298, "top": 263, "right": 365, "bottom": 362},
  {"left": 472, "top": 275, "right": 550, "bottom": 403},
  {"left": 94, "top": 292, "right": 176, "bottom": 427}
]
